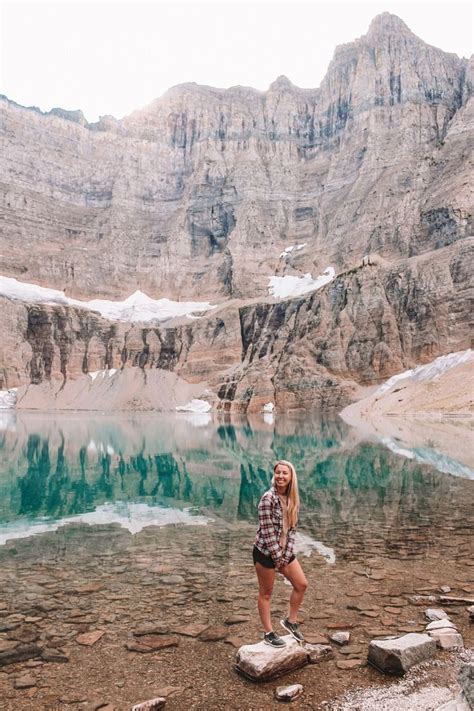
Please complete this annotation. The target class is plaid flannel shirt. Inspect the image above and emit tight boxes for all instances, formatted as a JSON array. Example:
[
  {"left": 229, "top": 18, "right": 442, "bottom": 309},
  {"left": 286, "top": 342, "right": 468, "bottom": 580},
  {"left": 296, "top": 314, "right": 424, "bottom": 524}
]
[{"left": 254, "top": 487, "right": 296, "bottom": 566}]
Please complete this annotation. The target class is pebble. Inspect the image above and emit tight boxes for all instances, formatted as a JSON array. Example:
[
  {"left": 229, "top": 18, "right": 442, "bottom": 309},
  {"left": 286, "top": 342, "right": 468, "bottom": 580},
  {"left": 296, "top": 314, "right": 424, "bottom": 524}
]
[
  {"left": 275, "top": 684, "right": 303, "bottom": 701},
  {"left": 329, "top": 631, "right": 350, "bottom": 645}
]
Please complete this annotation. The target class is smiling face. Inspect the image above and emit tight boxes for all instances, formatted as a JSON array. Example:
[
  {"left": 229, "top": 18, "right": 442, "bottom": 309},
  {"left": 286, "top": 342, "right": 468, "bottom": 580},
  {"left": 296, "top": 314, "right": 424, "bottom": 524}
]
[{"left": 274, "top": 463, "right": 292, "bottom": 494}]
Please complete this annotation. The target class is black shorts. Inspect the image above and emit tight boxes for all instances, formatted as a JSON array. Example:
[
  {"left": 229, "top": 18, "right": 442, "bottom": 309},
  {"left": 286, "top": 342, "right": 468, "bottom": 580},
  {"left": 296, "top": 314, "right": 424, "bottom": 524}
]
[{"left": 252, "top": 545, "right": 295, "bottom": 569}]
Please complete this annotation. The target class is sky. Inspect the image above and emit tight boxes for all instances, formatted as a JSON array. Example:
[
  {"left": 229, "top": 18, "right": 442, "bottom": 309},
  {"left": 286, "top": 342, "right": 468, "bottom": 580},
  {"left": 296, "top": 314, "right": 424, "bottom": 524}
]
[{"left": 0, "top": 0, "right": 472, "bottom": 122}]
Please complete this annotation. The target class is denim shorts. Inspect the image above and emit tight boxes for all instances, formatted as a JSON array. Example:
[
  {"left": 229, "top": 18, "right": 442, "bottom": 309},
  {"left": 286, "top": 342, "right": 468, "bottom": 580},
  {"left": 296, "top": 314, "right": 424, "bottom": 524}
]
[{"left": 252, "top": 545, "right": 295, "bottom": 569}]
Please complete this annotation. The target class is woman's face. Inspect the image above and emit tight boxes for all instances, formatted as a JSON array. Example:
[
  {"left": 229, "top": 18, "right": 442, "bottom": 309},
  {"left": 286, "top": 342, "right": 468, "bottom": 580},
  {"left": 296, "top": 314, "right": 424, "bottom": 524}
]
[{"left": 274, "top": 464, "right": 292, "bottom": 492}]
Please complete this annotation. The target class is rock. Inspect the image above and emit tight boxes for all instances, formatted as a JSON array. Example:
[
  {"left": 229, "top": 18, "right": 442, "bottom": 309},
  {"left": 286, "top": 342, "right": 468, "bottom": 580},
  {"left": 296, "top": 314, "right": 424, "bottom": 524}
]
[
  {"left": 467, "top": 605, "right": 474, "bottom": 621},
  {"left": 304, "top": 634, "right": 329, "bottom": 645},
  {"left": 76, "top": 630, "right": 105, "bottom": 646},
  {"left": 13, "top": 674, "right": 37, "bottom": 689},
  {"left": 305, "top": 644, "right": 334, "bottom": 663},
  {"left": 172, "top": 624, "right": 208, "bottom": 637},
  {"left": 126, "top": 635, "right": 179, "bottom": 653},
  {"left": 74, "top": 583, "right": 104, "bottom": 594},
  {"left": 41, "top": 647, "right": 70, "bottom": 663},
  {"left": 440, "top": 596, "right": 474, "bottom": 605},
  {"left": 426, "top": 619, "right": 457, "bottom": 631},
  {"left": 425, "top": 608, "right": 449, "bottom": 621},
  {"left": 275, "top": 684, "right": 303, "bottom": 701},
  {"left": 131, "top": 699, "right": 166, "bottom": 711},
  {"left": 329, "top": 631, "right": 350, "bottom": 645},
  {"left": 225, "top": 616, "right": 250, "bottom": 625},
  {"left": 428, "top": 629, "right": 463, "bottom": 650},
  {"left": 459, "top": 663, "right": 474, "bottom": 708},
  {"left": 7, "top": 626, "right": 39, "bottom": 643},
  {"left": 224, "top": 636, "right": 245, "bottom": 648},
  {"left": 368, "top": 633, "right": 437, "bottom": 675},
  {"left": 133, "top": 624, "right": 169, "bottom": 636},
  {"left": 199, "top": 626, "right": 228, "bottom": 641},
  {"left": 0, "top": 643, "right": 41, "bottom": 666},
  {"left": 439, "top": 586, "right": 452, "bottom": 594},
  {"left": 336, "top": 660, "right": 364, "bottom": 670},
  {"left": 235, "top": 635, "right": 308, "bottom": 681}
]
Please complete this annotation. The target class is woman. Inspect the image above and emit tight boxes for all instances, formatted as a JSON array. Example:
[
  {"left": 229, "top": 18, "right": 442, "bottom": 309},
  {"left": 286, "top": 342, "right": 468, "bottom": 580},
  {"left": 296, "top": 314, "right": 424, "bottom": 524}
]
[{"left": 253, "top": 460, "right": 308, "bottom": 647}]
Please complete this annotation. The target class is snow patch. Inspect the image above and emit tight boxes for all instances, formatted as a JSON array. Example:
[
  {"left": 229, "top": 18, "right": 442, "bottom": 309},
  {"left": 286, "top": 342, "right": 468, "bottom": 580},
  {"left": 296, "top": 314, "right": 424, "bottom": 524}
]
[
  {"left": 279, "top": 243, "right": 307, "bottom": 258},
  {"left": 0, "top": 275, "right": 215, "bottom": 323},
  {"left": 376, "top": 349, "right": 473, "bottom": 395},
  {"left": 0, "top": 388, "right": 17, "bottom": 410},
  {"left": 88, "top": 369, "right": 118, "bottom": 381},
  {"left": 268, "top": 267, "right": 335, "bottom": 299},
  {"left": 0, "top": 502, "right": 213, "bottom": 546},
  {"left": 263, "top": 402, "right": 274, "bottom": 413},
  {"left": 381, "top": 437, "right": 474, "bottom": 479},
  {"left": 176, "top": 399, "right": 212, "bottom": 413}
]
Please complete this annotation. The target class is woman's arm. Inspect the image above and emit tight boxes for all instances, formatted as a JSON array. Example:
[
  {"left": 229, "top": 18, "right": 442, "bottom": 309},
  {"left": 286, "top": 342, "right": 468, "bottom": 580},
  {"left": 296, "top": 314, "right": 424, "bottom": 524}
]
[
  {"left": 281, "top": 527, "right": 296, "bottom": 565},
  {"left": 258, "top": 495, "right": 283, "bottom": 565}
]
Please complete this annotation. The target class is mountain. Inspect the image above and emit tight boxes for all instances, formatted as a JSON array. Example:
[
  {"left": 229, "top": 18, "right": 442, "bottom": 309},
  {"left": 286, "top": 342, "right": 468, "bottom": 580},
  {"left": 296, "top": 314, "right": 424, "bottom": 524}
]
[{"left": 0, "top": 13, "right": 472, "bottom": 411}]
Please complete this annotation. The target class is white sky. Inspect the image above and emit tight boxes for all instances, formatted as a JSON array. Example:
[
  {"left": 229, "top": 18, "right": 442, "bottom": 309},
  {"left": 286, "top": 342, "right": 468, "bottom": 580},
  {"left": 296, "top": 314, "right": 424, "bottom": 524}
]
[{"left": 0, "top": 0, "right": 472, "bottom": 122}]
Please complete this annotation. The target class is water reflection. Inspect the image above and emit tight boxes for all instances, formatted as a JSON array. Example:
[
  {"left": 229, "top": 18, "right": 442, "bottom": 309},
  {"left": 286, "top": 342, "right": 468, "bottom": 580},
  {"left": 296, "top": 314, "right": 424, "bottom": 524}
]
[{"left": 0, "top": 412, "right": 473, "bottom": 562}]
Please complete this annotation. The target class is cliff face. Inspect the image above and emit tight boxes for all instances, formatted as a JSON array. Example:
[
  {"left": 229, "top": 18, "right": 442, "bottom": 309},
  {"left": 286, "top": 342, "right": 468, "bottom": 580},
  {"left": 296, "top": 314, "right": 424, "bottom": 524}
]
[
  {"left": 0, "top": 13, "right": 471, "bottom": 301},
  {"left": 2, "top": 239, "right": 472, "bottom": 411}
]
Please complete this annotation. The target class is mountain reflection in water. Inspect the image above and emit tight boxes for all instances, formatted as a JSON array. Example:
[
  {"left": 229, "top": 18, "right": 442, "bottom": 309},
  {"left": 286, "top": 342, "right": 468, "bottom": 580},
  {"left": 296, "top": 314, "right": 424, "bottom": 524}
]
[{"left": 0, "top": 412, "right": 473, "bottom": 562}]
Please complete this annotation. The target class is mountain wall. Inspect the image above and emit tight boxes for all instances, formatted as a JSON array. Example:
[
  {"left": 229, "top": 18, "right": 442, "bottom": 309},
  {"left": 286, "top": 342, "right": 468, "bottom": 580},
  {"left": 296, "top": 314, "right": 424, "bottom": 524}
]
[{"left": 0, "top": 13, "right": 471, "bottom": 302}]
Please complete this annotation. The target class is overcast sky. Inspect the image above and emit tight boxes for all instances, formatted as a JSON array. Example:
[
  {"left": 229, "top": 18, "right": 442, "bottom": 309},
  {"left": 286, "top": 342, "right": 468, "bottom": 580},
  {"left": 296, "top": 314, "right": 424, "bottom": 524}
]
[{"left": 0, "top": 0, "right": 472, "bottom": 122}]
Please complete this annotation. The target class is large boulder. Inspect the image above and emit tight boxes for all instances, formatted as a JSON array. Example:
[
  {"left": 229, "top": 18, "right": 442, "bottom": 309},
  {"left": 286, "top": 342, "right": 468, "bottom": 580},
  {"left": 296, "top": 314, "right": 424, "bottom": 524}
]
[
  {"left": 368, "top": 633, "right": 436, "bottom": 675},
  {"left": 459, "top": 663, "right": 474, "bottom": 708},
  {"left": 235, "top": 635, "right": 308, "bottom": 681}
]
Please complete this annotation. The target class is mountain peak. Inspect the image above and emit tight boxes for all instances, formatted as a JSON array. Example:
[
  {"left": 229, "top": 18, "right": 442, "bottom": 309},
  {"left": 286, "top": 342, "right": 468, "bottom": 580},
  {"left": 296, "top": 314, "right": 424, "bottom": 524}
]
[
  {"left": 269, "top": 75, "right": 296, "bottom": 92},
  {"left": 367, "top": 12, "right": 412, "bottom": 38}
]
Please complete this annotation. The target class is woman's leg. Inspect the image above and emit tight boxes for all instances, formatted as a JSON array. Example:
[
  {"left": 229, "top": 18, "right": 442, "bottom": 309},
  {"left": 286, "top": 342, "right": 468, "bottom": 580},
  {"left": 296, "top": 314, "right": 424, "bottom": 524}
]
[
  {"left": 280, "top": 559, "right": 308, "bottom": 623},
  {"left": 255, "top": 562, "right": 276, "bottom": 632}
]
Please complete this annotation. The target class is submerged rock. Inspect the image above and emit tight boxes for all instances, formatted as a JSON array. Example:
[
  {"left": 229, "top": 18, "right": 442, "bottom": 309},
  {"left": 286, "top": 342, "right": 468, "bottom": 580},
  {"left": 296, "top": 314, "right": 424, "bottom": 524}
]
[
  {"left": 235, "top": 635, "right": 308, "bottom": 681},
  {"left": 368, "top": 633, "right": 436, "bottom": 675}
]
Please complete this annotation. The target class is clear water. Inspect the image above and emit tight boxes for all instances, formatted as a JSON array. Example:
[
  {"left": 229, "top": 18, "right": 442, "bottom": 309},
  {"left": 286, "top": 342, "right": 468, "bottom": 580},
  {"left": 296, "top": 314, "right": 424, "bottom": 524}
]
[{"left": 1, "top": 411, "right": 473, "bottom": 562}]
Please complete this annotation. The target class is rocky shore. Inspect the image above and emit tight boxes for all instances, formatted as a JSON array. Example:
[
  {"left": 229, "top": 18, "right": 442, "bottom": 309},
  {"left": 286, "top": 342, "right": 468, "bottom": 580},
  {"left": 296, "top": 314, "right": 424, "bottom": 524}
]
[{"left": 0, "top": 508, "right": 473, "bottom": 709}]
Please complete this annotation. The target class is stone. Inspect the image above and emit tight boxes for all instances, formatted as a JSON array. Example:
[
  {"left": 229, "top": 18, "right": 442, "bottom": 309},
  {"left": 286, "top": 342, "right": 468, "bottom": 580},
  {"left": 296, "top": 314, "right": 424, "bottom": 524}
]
[
  {"left": 275, "top": 684, "right": 303, "bottom": 701},
  {"left": 459, "top": 663, "right": 474, "bottom": 708},
  {"left": 428, "top": 629, "right": 463, "bottom": 650},
  {"left": 14, "top": 674, "right": 37, "bottom": 689},
  {"left": 224, "top": 636, "right": 245, "bottom": 648},
  {"left": 467, "top": 605, "right": 474, "bottom": 621},
  {"left": 329, "top": 631, "right": 351, "bottom": 645},
  {"left": 0, "top": 643, "right": 41, "bottom": 666},
  {"left": 7, "top": 626, "right": 39, "bottom": 643},
  {"left": 199, "top": 626, "right": 228, "bottom": 641},
  {"left": 439, "top": 586, "right": 452, "bottom": 594},
  {"left": 303, "top": 634, "right": 329, "bottom": 645},
  {"left": 426, "top": 619, "right": 457, "bottom": 631},
  {"left": 133, "top": 623, "right": 169, "bottom": 636},
  {"left": 368, "top": 634, "right": 437, "bottom": 675},
  {"left": 41, "top": 647, "right": 70, "bottom": 663},
  {"left": 172, "top": 624, "right": 208, "bottom": 637},
  {"left": 76, "top": 630, "right": 105, "bottom": 646},
  {"left": 126, "top": 635, "right": 179, "bottom": 652},
  {"left": 425, "top": 608, "right": 449, "bottom": 621},
  {"left": 131, "top": 699, "right": 166, "bottom": 711},
  {"left": 305, "top": 644, "right": 334, "bottom": 663},
  {"left": 235, "top": 635, "right": 308, "bottom": 682},
  {"left": 336, "top": 660, "right": 364, "bottom": 670},
  {"left": 74, "top": 583, "right": 104, "bottom": 594},
  {"left": 225, "top": 616, "right": 250, "bottom": 625}
]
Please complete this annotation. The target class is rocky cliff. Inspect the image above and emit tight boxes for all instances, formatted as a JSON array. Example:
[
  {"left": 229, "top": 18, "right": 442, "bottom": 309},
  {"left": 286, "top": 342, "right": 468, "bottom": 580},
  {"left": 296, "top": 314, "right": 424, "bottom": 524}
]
[
  {"left": 0, "top": 13, "right": 472, "bottom": 412},
  {"left": 2, "top": 238, "right": 472, "bottom": 411},
  {"left": 0, "top": 13, "right": 471, "bottom": 302}
]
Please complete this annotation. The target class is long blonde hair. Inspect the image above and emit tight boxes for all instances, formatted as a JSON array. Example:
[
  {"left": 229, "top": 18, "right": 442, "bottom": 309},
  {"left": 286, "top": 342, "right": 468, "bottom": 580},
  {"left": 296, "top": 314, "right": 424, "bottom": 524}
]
[{"left": 272, "top": 460, "right": 300, "bottom": 528}]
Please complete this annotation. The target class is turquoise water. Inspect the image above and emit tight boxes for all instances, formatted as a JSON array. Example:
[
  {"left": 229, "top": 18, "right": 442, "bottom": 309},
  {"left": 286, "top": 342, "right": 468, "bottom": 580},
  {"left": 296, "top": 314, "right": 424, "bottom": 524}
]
[{"left": 1, "top": 412, "right": 473, "bottom": 562}]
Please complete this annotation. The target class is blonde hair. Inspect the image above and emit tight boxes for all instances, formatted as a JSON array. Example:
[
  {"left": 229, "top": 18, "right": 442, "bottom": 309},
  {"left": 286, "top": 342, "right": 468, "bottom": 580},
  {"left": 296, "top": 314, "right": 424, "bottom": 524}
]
[{"left": 272, "top": 460, "right": 300, "bottom": 528}]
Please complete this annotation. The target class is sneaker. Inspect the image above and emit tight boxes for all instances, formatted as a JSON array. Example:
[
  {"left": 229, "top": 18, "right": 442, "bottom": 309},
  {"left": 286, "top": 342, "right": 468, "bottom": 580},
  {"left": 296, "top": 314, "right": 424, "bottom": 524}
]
[
  {"left": 280, "top": 617, "right": 304, "bottom": 642},
  {"left": 263, "top": 631, "right": 287, "bottom": 648}
]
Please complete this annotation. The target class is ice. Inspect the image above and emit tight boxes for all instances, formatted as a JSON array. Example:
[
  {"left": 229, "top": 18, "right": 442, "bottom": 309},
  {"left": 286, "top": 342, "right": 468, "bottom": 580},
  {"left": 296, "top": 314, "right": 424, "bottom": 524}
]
[
  {"left": 176, "top": 399, "right": 212, "bottom": 413},
  {"left": 268, "top": 267, "right": 335, "bottom": 299},
  {"left": 0, "top": 275, "right": 215, "bottom": 323},
  {"left": 0, "top": 502, "right": 213, "bottom": 545},
  {"left": 294, "top": 531, "right": 336, "bottom": 564},
  {"left": 279, "top": 243, "right": 307, "bottom": 258},
  {"left": 0, "top": 388, "right": 17, "bottom": 410},
  {"left": 376, "top": 349, "right": 473, "bottom": 395},
  {"left": 263, "top": 402, "right": 274, "bottom": 413},
  {"left": 381, "top": 437, "right": 474, "bottom": 479}
]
